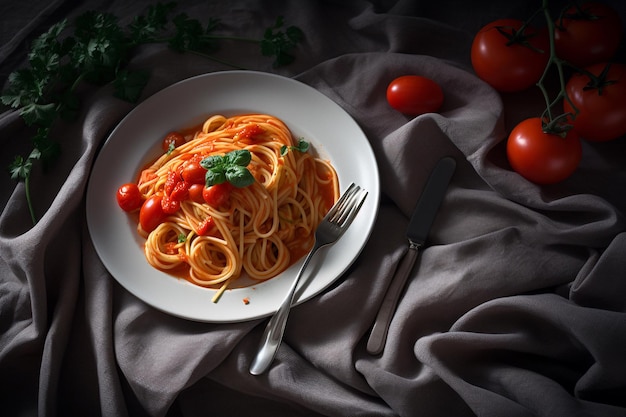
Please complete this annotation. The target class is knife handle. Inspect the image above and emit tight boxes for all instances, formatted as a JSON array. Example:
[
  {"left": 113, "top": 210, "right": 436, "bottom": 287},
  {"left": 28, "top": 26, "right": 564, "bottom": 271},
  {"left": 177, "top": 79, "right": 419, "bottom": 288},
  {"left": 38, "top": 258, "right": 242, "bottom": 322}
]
[{"left": 366, "top": 244, "right": 420, "bottom": 355}]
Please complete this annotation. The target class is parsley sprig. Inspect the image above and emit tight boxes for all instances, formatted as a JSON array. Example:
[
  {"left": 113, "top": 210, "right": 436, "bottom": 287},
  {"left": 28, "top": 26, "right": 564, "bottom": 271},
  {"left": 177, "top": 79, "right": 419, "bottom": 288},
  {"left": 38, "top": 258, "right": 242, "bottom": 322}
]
[{"left": 1, "top": 2, "right": 304, "bottom": 225}]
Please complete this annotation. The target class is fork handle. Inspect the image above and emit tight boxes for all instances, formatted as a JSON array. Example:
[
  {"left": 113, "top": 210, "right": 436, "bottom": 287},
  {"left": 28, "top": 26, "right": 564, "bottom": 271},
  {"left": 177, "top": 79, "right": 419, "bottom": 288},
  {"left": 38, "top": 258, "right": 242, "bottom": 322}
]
[{"left": 249, "top": 242, "right": 321, "bottom": 375}]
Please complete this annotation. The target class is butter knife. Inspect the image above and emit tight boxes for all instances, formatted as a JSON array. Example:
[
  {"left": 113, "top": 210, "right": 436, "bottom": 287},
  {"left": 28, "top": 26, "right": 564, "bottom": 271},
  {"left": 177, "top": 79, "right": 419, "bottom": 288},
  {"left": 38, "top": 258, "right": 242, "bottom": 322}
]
[{"left": 366, "top": 156, "right": 456, "bottom": 355}]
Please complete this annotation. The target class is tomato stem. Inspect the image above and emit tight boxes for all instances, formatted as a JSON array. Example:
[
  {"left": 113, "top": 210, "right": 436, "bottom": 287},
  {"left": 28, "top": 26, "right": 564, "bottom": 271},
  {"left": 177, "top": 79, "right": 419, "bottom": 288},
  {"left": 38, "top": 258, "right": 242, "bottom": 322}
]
[
  {"left": 536, "top": 0, "right": 576, "bottom": 135},
  {"left": 536, "top": 0, "right": 615, "bottom": 136}
]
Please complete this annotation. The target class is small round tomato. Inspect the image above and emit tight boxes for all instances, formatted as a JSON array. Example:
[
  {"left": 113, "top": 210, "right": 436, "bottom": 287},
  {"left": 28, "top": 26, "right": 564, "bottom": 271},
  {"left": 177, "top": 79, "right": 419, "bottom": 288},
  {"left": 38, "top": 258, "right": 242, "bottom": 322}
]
[
  {"left": 507, "top": 118, "right": 582, "bottom": 185},
  {"left": 161, "top": 132, "right": 185, "bottom": 152},
  {"left": 202, "top": 182, "right": 233, "bottom": 207},
  {"left": 386, "top": 75, "right": 444, "bottom": 115},
  {"left": 563, "top": 63, "right": 626, "bottom": 142},
  {"left": 116, "top": 183, "right": 143, "bottom": 212},
  {"left": 471, "top": 19, "right": 549, "bottom": 92},
  {"left": 139, "top": 195, "right": 166, "bottom": 232},
  {"left": 181, "top": 161, "right": 207, "bottom": 184},
  {"left": 554, "top": 2, "right": 622, "bottom": 68},
  {"left": 188, "top": 183, "right": 205, "bottom": 203}
]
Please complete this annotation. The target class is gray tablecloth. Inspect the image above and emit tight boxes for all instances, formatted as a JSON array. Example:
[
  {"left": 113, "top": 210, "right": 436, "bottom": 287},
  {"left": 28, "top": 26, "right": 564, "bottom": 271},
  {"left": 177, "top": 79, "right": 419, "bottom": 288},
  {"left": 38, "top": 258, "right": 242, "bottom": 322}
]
[{"left": 2, "top": 1, "right": 626, "bottom": 416}]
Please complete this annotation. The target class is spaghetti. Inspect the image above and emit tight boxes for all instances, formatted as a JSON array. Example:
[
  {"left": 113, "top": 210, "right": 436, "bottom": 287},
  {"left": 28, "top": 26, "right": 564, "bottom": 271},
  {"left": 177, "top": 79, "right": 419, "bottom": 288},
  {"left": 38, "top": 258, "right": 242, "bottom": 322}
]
[{"left": 133, "top": 114, "right": 339, "bottom": 301}]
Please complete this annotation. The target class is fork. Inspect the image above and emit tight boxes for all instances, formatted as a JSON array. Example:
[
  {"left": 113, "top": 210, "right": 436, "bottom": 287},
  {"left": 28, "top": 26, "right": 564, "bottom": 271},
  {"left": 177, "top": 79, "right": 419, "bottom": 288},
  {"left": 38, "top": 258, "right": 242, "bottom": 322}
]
[{"left": 249, "top": 182, "right": 368, "bottom": 375}]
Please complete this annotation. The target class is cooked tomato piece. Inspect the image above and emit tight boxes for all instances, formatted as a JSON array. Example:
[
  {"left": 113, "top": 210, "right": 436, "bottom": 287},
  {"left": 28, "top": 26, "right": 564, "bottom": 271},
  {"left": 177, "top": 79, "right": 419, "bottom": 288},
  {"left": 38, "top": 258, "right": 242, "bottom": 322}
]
[{"left": 197, "top": 216, "right": 216, "bottom": 236}]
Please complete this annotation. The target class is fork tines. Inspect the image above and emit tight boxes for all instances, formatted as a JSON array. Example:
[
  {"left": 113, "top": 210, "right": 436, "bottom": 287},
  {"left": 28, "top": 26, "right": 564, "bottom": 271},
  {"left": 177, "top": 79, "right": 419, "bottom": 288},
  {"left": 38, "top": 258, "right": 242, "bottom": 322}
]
[{"left": 327, "top": 183, "right": 368, "bottom": 226}]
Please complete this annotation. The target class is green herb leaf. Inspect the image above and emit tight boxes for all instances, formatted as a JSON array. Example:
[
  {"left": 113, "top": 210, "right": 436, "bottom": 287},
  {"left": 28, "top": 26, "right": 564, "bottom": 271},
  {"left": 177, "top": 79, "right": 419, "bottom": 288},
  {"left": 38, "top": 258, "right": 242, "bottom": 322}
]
[
  {"left": 113, "top": 69, "right": 149, "bottom": 102},
  {"left": 200, "top": 149, "right": 254, "bottom": 188},
  {"left": 129, "top": 2, "right": 176, "bottom": 44},
  {"left": 224, "top": 149, "right": 252, "bottom": 166},
  {"left": 20, "top": 102, "right": 57, "bottom": 127},
  {"left": 225, "top": 165, "right": 255, "bottom": 188},
  {"left": 280, "top": 139, "right": 309, "bottom": 156},
  {"left": 205, "top": 168, "right": 226, "bottom": 186},
  {"left": 169, "top": 13, "right": 205, "bottom": 52},
  {"left": 8, "top": 155, "right": 32, "bottom": 181},
  {"left": 261, "top": 16, "right": 304, "bottom": 67}
]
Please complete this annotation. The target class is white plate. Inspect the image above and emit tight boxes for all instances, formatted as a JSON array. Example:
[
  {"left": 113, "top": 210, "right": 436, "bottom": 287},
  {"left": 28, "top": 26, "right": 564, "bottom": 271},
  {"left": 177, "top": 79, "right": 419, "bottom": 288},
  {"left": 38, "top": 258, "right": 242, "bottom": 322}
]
[{"left": 86, "top": 71, "right": 379, "bottom": 322}]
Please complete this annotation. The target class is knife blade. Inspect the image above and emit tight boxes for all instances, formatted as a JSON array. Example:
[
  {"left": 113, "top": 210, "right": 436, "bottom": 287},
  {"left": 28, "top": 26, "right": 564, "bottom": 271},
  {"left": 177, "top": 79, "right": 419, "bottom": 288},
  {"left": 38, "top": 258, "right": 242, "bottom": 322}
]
[{"left": 366, "top": 156, "right": 456, "bottom": 355}]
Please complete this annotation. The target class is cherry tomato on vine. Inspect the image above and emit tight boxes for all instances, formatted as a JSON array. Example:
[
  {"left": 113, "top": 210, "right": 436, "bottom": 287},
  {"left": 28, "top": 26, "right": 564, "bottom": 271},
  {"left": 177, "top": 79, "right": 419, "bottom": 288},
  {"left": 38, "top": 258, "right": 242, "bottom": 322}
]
[
  {"left": 563, "top": 63, "right": 626, "bottom": 142},
  {"left": 507, "top": 117, "right": 582, "bottom": 185},
  {"left": 139, "top": 195, "right": 166, "bottom": 232},
  {"left": 161, "top": 132, "right": 185, "bottom": 152},
  {"left": 471, "top": 19, "right": 549, "bottom": 93},
  {"left": 386, "top": 75, "right": 444, "bottom": 115},
  {"left": 554, "top": 2, "right": 622, "bottom": 68}
]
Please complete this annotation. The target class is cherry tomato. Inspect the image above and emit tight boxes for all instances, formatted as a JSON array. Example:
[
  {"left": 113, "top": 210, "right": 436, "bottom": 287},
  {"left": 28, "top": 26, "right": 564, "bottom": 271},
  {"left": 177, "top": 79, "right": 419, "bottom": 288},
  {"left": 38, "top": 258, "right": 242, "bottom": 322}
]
[
  {"left": 188, "top": 183, "right": 205, "bottom": 203},
  {"left": 202, "top": 182, "right": 233, "bottom": 207},
  {"left": 563, "top": 63, "right": 626, "bottom": 142},
  {"left": 181, "top": 161, "right": 207, "bottom": 184},
  {"left": 386, "top": 75, "right": 444, "bottom": 115},
  {"left": 161, "top": 132, "right": 185, "bottom": 152},
  {"left": 507, "top": 117, "right": 582, "bottom": 185},
  {"left": 471, "top": 19, "right": 549, "bottom": 92},
  {"left": 116, "top": 183, "right": 143, "bottom": 212},
  {"left": 554, "top": 2, "right": 622, "bottom": 68},
  {"left": 139, "top": 195, "right": 166, "bottom": 232}
]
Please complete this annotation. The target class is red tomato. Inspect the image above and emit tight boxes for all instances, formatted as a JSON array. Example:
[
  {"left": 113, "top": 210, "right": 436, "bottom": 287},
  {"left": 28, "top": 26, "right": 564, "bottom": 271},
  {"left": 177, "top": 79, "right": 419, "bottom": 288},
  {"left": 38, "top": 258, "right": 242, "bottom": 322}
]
[
  {"left": 188, "top": 184, "right": 205, "bottom": 203},
  {"left": 116, "top": 183, "right": 143, "bottom": 212},
  {"left": 161, "top": 132, "right": 185, "bottom": 152},
  {"left": 554, "top": 2, "right": 622, "bottom": 68},
  {"left": 471, "top": 19, "right": 549, "bottom": 92},
  {"left": 196, "top": 217, "right": 216, "bottom": 236},
  {"left": 236, "top": 124, "right": 264, "bottom": 140},
  {"left": 563, "top": 63, "right": 626, "bottom": 142},
  {"left": 169, "top": 181, "right": 190, "bottom": 202},
  {"left": 202, "top": 183, "right": 233, "bottom": 207},
  {"left": 181, "top": 161, "right": 207, "bottom": 184},
  {"left": 139, "top": 195, "right": 166, "bottom": 232},
  {"left": 161, "top": 195, "right": 180, "bottom": 214},
  {"left": 507, "top": 118, "right": 582, "bottom": 184},
  {"left": 386, "top": 75, "right": 444, "bottom": 115},
  {"left": 164, "top": 171, "right": 178, "bottom": 195}
]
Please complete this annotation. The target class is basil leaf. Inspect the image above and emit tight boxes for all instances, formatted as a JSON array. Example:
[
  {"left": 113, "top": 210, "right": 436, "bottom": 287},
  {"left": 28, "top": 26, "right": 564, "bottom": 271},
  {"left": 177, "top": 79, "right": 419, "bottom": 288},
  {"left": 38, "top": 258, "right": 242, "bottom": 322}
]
[
  {"left": 200, "top": 155, "right": 224, "bottom": 169},
  {"left": 224, "top": 149, "right": 251, "bottom": 166},
  {"left": 205, "top": 168, "right": 226, "bottom": 186},
  {"left": 225, "top": 165, "right": 255, "bottom": 188}
]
